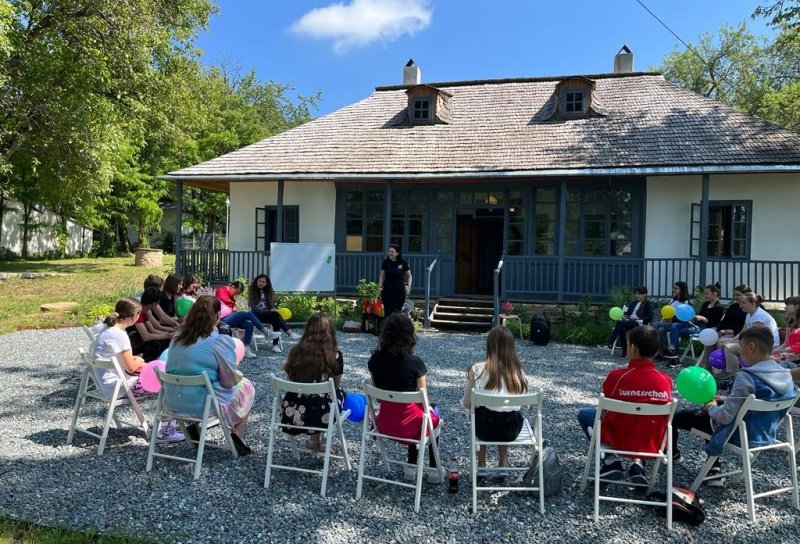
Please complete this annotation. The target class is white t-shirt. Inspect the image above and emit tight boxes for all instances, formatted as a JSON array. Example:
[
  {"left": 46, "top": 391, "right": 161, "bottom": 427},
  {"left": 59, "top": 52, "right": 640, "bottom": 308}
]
[
  {"left": 90, "top": 326, "right": 138, "bottom": 398},
  {"left": 468, "top": 361, "right": 525, "bottom": 412},
  {"left": 745, "top": 308, "right": 780, "bottom": 346}
]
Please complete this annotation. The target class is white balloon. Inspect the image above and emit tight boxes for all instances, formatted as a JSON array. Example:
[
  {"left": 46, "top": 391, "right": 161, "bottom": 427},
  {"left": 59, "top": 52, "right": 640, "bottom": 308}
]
[{"left": 698, "top": 328, "right": 719, "bottom": 347}]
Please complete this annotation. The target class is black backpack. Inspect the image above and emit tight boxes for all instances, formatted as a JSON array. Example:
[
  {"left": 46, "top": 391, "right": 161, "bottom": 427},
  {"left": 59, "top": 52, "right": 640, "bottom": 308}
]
[{"left": 529, "top": 314, "right": 551, "bottom": 346}]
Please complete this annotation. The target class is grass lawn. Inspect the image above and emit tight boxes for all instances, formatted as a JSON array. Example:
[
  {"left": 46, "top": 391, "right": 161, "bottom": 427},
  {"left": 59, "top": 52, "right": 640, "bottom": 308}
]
[
  {"left": 0, "top": 256, "right": 175, "bottom": 335},
  {"left": 0, "top": 515, "right": 148, "bottom": 544}
]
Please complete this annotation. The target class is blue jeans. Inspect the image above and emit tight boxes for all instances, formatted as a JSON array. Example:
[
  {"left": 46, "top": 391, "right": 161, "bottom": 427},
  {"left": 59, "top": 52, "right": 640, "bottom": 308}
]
[
  {"left": 578, "top": 407, "right": 597, "bottom": 440},
  {"left": 222, "top": 311, "right": 265, "bottom": 345},
  {"left": 667, "top": 322, "right": 692, "bottom": 351}
]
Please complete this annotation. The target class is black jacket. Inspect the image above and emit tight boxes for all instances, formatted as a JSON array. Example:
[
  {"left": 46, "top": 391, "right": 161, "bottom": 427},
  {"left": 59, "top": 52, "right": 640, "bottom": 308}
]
[{"left": 626, "top": 298, "right": 654, "bottom": 325}]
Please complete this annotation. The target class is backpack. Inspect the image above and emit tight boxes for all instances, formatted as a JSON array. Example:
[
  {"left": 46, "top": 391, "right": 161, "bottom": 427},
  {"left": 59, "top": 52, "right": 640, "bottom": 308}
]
[
  {"left": 529, "top": 314, "right": 552, "bottom": 346},
  {"left": 522, "top": 440, "right": 563, "bottom": 497},
  {"left": 647, "top": 486, "right": 705, "bottom": 526}
]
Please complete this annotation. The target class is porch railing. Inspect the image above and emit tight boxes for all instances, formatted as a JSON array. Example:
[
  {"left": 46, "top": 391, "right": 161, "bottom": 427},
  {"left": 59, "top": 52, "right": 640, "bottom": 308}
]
[
  {"left": 179, "top": 249, "right": 799, "bottom": 303},
  {"left": 492, "top": 254, "right": 505, "bottom": 327},
  {"left": 424, "top": 254, "right": 440, "bottom": 328}
]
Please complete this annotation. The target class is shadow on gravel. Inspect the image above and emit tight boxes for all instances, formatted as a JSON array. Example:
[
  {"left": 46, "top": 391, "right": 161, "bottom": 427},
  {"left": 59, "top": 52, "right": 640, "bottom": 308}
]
[{"left": 26, "top": 428, "right": 71, "bottom": 446}]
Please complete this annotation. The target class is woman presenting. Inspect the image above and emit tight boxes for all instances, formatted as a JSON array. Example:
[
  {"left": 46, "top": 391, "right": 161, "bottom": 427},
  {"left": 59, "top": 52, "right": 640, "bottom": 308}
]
[{"left": 379, "top": 244, "right": 411, "bottom": 316}]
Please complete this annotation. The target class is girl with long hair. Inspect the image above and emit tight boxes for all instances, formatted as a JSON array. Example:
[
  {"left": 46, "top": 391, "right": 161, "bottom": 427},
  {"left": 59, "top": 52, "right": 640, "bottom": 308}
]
[
  {"left": 462, "top": 326, "right": 528, "bottom": 469},
  {"left": 651, "top": 280, "right": 690, "bottom": 358},
  {"left": 215, "top": 280, "right": 272, "bottom": 359},
  {"left": 280, "top": 312, "right": 344, "bottom": 451},
  {"left": 699, "top": 284, "right": 752, "bottom": 369},
  {"left": 166, "top": 295, "right": 256, "bottom": 455},
  {"left": 664, "top": 282, "right": 725, "bottom": 365},
  {"left": 248, "top": 274, "right": 295, "bottom": 353},
  {"left": 367, "top": 313, "right": 442, "bottom": 484}
]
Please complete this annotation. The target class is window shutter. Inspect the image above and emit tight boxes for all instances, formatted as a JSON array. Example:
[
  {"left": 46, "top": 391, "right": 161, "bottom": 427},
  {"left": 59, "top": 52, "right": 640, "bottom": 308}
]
[{"left": 689, "top": 203, "right": 700, "bottom": 258}]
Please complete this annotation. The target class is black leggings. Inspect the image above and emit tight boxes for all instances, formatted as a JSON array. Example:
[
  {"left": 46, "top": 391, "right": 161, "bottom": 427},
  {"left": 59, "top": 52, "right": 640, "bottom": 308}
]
[
  {"left": 252, "top": 309, "right": 289, "bottom": 345},
  {"left": 671, "top": 408, "right": 714, "bottom": 457},
  {"left": 407, "top": 440, "right": 439, "bottom": 468},
  {"left": 381, "top": 285, "right": 405, "bottom": 316},
  {"left": 129, "top": 332, "right": 170, "bottom": 362}
]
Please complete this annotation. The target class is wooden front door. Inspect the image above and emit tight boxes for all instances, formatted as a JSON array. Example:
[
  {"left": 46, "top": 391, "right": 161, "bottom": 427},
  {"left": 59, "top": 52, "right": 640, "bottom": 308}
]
[{"left": 456, "top": 214, "right": 475, "bottom": 293}]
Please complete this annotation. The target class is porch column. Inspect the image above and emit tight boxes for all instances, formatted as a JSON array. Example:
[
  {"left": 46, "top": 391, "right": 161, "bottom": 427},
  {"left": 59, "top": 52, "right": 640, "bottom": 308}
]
[
  {"left": 175, "top": 180, "right": 183, "bottom": 274},
  {"left": 556, "top": 180, "right": 567, "bottom": 303},
  {"left": 383, "top": 181, "right": 393, "bottom": 249},
  {"left": 276, "top": 180, "right": 284, "bottom": 243},
  {"left": 699, "top": 174, "right": 710, "bottom": 287}
]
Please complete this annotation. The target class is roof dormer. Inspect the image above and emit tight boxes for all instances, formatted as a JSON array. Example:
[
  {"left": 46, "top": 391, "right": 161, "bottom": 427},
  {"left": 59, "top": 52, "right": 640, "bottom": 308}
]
[
  {"left": 536, "top": 76, "right": 608, "bottom": 122},
  {"left": 406, "top": 84, "right": 452, "bottom": 125}
]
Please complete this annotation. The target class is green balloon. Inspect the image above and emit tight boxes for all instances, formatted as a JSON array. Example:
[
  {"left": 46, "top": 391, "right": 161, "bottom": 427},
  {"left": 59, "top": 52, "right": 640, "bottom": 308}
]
[
  {"left": 608, "top": 307, "right": 624, "bottom": 321},
  {"left": 176, "top": 297, "right": 194, "bottom": 317},
  {"left": 676, "top": 367, "right": 717, "bottom": 404}
]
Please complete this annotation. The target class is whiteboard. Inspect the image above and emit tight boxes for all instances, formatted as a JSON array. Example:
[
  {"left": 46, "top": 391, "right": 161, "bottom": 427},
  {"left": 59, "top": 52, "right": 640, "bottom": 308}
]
[{"left": 269, "top": 243, "right": 336, "bottom": 292}]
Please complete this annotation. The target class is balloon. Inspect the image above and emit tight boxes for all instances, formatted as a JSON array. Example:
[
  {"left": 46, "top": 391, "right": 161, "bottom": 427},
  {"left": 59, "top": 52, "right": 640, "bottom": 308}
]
[
  {"left": 608, "top": 307, "right": 624, "bottom": 321},
  {"left": 176, "top": 297, "right": 194, "bottom": 317},
  {"left": 342, "top": 392, "right": 367, "bottom": 423},
  {"left": 158, "top": 348, "right": 169, "bottom": 362},
  {"left": 675, "top": 304, "right": 696, "bottom": 322},
  {"left": 675, "top": 366, "right": 717, "bottom": 404},
  {"left": 139, "top": 360, "right": 166, "bottom": 393},
  {"left": 698, "top": 328, "right": 719, "bottom": 347},
  {"left": 708, "top": 348, "right": 726, "bottom": 370},
  {"left": 661, "top": 305, "right": 676, "bottom": 319},
  {"left": 789, "top": 329, "right": 800, "bottom": 354},
  {"left": 232, "top": 337, "right": 245, "bottom": 364},
  {"left": 277, "top": 307, "right": 292, "bottom": 320}
]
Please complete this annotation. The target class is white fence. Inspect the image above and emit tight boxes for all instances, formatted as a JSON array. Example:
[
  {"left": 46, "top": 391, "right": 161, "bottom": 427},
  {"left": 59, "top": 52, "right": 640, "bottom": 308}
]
[{"left": 1, "top": 198, "right": 92, "bottom": 256}]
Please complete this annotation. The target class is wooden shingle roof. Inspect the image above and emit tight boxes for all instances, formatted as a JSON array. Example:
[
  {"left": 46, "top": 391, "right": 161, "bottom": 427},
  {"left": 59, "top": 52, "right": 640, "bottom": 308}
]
[{"left": 165, "top": 72, "right": 800, "bottom": 188}]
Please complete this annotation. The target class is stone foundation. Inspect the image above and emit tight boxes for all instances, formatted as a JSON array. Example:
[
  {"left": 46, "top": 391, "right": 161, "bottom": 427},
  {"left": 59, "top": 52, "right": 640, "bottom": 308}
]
[{"left": 134, "top": 248, "right": 163, "bottom": 267}]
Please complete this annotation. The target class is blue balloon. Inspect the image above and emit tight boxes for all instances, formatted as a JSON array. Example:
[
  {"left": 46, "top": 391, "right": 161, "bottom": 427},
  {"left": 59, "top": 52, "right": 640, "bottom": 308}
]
[
  {"left": 158, "top": 348, "right": 169, "bottom": 362},
  {"left": 343, "top": 392, "right": 367, "bottom": 423},
  {"left": 675, "top": 304, "right": 696, "bottom": 322}
]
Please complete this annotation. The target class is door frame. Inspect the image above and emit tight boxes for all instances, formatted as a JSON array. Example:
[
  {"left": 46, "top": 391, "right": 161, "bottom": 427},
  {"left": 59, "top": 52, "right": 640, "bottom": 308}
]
[{"left": 454, "top": 206, "right": 507, "bottom": 294}]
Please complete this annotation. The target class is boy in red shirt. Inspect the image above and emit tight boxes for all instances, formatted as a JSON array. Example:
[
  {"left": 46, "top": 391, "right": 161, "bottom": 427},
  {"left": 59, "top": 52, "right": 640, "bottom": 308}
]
[{"left": 578, "top": 325, "right": 673, "bottom": 484}]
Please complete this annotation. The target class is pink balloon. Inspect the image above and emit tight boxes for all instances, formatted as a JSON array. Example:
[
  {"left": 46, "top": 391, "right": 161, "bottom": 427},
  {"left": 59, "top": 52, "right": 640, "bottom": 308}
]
[
  {"left": 139, "top": 359, "right": 166, "bottom": 393},
  {"left": 232, "top": 337, "right": 245, "bottom": 364}
]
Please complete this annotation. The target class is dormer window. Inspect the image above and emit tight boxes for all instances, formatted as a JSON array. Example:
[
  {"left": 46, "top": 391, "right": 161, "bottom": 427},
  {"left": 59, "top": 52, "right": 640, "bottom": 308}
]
[
  {"left": 564, "top": 90, "right": 585, "bottom": 114},
  {"left": 413, "top": 97, "right": 432, "bottom": 121}
]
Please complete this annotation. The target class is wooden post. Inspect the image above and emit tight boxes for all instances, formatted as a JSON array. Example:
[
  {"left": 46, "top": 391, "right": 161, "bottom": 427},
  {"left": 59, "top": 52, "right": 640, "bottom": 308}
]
[
  {"left": 556, "top": 180, "right": 567, "bottom": 303},
  {"left": 699, "top": 174, "right": 710, "bottom": 288},
  {"left": 175, "top": 180, "right": 183, "bottom": 274},
  {"left": 276, "top": 180, "right": 284, "bottom": 243}
]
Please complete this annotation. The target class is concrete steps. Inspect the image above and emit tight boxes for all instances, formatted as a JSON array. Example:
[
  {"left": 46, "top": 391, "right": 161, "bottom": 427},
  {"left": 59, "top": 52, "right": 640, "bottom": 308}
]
[{"left": 430, "top": 297, "right": 494, "bottom": 331}]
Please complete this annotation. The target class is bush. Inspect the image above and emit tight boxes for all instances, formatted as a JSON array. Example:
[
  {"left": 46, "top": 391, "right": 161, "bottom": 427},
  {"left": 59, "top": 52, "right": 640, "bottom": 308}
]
[
  {"left": 161, "top": 232, "right": 175, "bottom": 254},
  {"left": 0, "top": 247, "right": 20, "bottom": 262},
  {"left": 551, "top": 297, "right": 608, "bottom": 345},
  {"left": 609, "top": 285, "right": 635, "bottom": 309},
  {"left": 87, "top": 303, "right": 115, "bottom": 322}
]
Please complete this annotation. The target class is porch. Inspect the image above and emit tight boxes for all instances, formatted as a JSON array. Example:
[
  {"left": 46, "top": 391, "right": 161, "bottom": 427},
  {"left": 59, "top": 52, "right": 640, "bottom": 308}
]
[{"left": 177, "top": 248, "right": 799, "bottom": 303}]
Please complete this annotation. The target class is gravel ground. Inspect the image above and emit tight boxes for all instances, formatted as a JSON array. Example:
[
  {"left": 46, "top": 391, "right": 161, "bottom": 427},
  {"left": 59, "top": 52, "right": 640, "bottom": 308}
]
[{"left": 1, "top": 327, "right": 800, "bottom": 543}]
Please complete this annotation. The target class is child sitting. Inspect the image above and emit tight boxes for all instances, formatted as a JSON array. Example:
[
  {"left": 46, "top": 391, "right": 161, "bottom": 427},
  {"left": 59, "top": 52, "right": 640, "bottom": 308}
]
[
  {"left": 672, "top": 325, "right": 797, "bottom": 486},
  {"left": 462, "top": 326, "right": 528, "bottom": 473},
  {"left": 578, "top": 325, "right": 673, "bottom": 484}
]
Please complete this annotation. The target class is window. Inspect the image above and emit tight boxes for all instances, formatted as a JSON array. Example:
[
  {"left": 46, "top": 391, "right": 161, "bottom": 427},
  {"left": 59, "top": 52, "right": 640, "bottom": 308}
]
[
  {"left": 435, "top": 191, "right": 454, "bottom": 252},
  {"left": 563, "top": 90, "right": 584, "bottom": 114},
  {"left": 565, "top": 186, "right": 637, "bottom": 257},
  {"left": 412, "top": 98, "right": 431, "bottom": 121},
  {"left": 255, "top": 206, "right": 299, "bottom": 250},
  {"left": 690, "top": 201, "right": 751, "bottom": 259},
  {"left": 344, "top": 190, "right": 384, "bottom": 252},
  {"left": 507, "top": 190, "right": 525, "bottom": 255},
  {"left": 391, "top": 189, "right": 428, "bottom": 253},
  {"left": 533, "top": 187, "right": 557, "bottom": 256}
]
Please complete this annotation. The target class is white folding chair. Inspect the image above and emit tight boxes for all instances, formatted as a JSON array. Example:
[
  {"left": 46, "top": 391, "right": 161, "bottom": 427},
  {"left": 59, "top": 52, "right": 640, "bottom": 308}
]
[
  {"left": 580, "top": 396, "right": 678, "bottom": 529},
  {"left": 264, "top": 375, "right": 352, "bottom": 496},
  {"left": 679, "top": 333, "right": 703, "bottom": 365},
  {"left": 469, "top": 389, "right": 545, "bottom": 514},
  {"left": 689, "top": 394, "right": 799, "bottom": 521},
  {"left": 145, "top": 369, "right": 238, "bottom": 480},
  {"left": 82, "top": 325, "right": 98, "bottom": 342},
  {"left": 356, "top": 382, "right": 444, "bottom": 513},
  {"left": 252, "top": 325, "right": 283, "bottom": 353},
  {"left": 790, "top": 405, "right": 800, "bottom": 453},
  {"left": 66, "top": 349, "right": 150, "bottom": 456}
]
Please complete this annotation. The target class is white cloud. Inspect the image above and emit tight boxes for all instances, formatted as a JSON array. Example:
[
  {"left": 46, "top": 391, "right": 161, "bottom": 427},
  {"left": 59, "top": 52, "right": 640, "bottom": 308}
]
[{"left": 291, "top": 0, "right": 432, "bottom": 54}]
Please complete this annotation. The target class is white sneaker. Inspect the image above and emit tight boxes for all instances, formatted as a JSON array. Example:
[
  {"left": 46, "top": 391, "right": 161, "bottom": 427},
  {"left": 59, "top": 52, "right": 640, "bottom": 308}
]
[
  {"left": 245, "top": 347, "right": 257, "bottom": 359},
  {"left": 287, "top": 330, "right": 297, "bottom": 339},
  {"left": 271, "top": 344, "right": 282, "bottom": 354},
  {"left": 156, "top": 422, "right": 185, "bottom": 443}
]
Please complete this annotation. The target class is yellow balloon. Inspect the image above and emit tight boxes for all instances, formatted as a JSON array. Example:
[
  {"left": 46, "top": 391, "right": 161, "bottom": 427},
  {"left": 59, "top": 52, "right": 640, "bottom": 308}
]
[
  {"left": 661, "top": 305, "right": 675, "bottom": 319},
  {"left": 278, "top": 307, "right": 292, "bottom": 320}
]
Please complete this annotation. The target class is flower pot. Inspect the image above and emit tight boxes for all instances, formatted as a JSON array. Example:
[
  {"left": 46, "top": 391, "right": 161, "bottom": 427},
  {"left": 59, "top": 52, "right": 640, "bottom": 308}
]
[{"left": 134, "top": 248, "right": 163, "bottom": 267}]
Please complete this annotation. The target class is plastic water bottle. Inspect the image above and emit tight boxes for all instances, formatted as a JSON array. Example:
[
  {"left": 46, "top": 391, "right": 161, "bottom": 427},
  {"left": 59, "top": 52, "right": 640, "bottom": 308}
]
[{"left": 448, "top": 456, "right": 459, "bottom": 494}]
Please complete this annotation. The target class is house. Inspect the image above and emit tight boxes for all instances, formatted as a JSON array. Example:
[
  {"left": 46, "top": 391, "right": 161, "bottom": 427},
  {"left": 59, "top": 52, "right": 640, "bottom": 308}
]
[{"left": 163, "top": 50, "right": 800, "bottom": 305}]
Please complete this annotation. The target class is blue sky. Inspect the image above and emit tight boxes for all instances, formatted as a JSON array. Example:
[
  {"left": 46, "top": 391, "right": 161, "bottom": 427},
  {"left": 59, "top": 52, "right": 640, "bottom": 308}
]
[{"left": 195, "top": 1, "right": 774, "bottom": 117}]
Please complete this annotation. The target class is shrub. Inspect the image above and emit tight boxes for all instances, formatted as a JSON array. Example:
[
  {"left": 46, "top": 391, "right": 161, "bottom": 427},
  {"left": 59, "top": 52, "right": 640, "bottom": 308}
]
[
  {"left": 357, "top": 279, "right": 379, "bottom": 301},
  {"left": 609, "top": 285, "right": 635, "bottom": 309},
  {"left": 87, "top": 303, "right": 115, "bottom": 322},
  {"left": 551, "top": 297, "right": 608, "bottom": 345},
  {"left": 161, "top": 232, "right": 175, "bottom": 254}
]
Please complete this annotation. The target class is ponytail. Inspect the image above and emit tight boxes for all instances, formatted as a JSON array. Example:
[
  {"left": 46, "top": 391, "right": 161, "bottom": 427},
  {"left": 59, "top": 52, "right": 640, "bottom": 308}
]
[
  {"left": 103, "top": 312, "right": 120, "bottom": 327},
  {"left": 106, "top": 297, "right": 142, "bottom": 327}
]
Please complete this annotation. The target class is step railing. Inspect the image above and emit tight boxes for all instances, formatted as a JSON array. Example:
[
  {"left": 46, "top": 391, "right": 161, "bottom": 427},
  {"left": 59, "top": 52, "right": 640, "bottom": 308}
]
[
  {"left": 424, "top": 253, "right": 440, "bottom": 328},
  {"left": 492, "top": 253, "right": 506, "bottom": 327}
]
